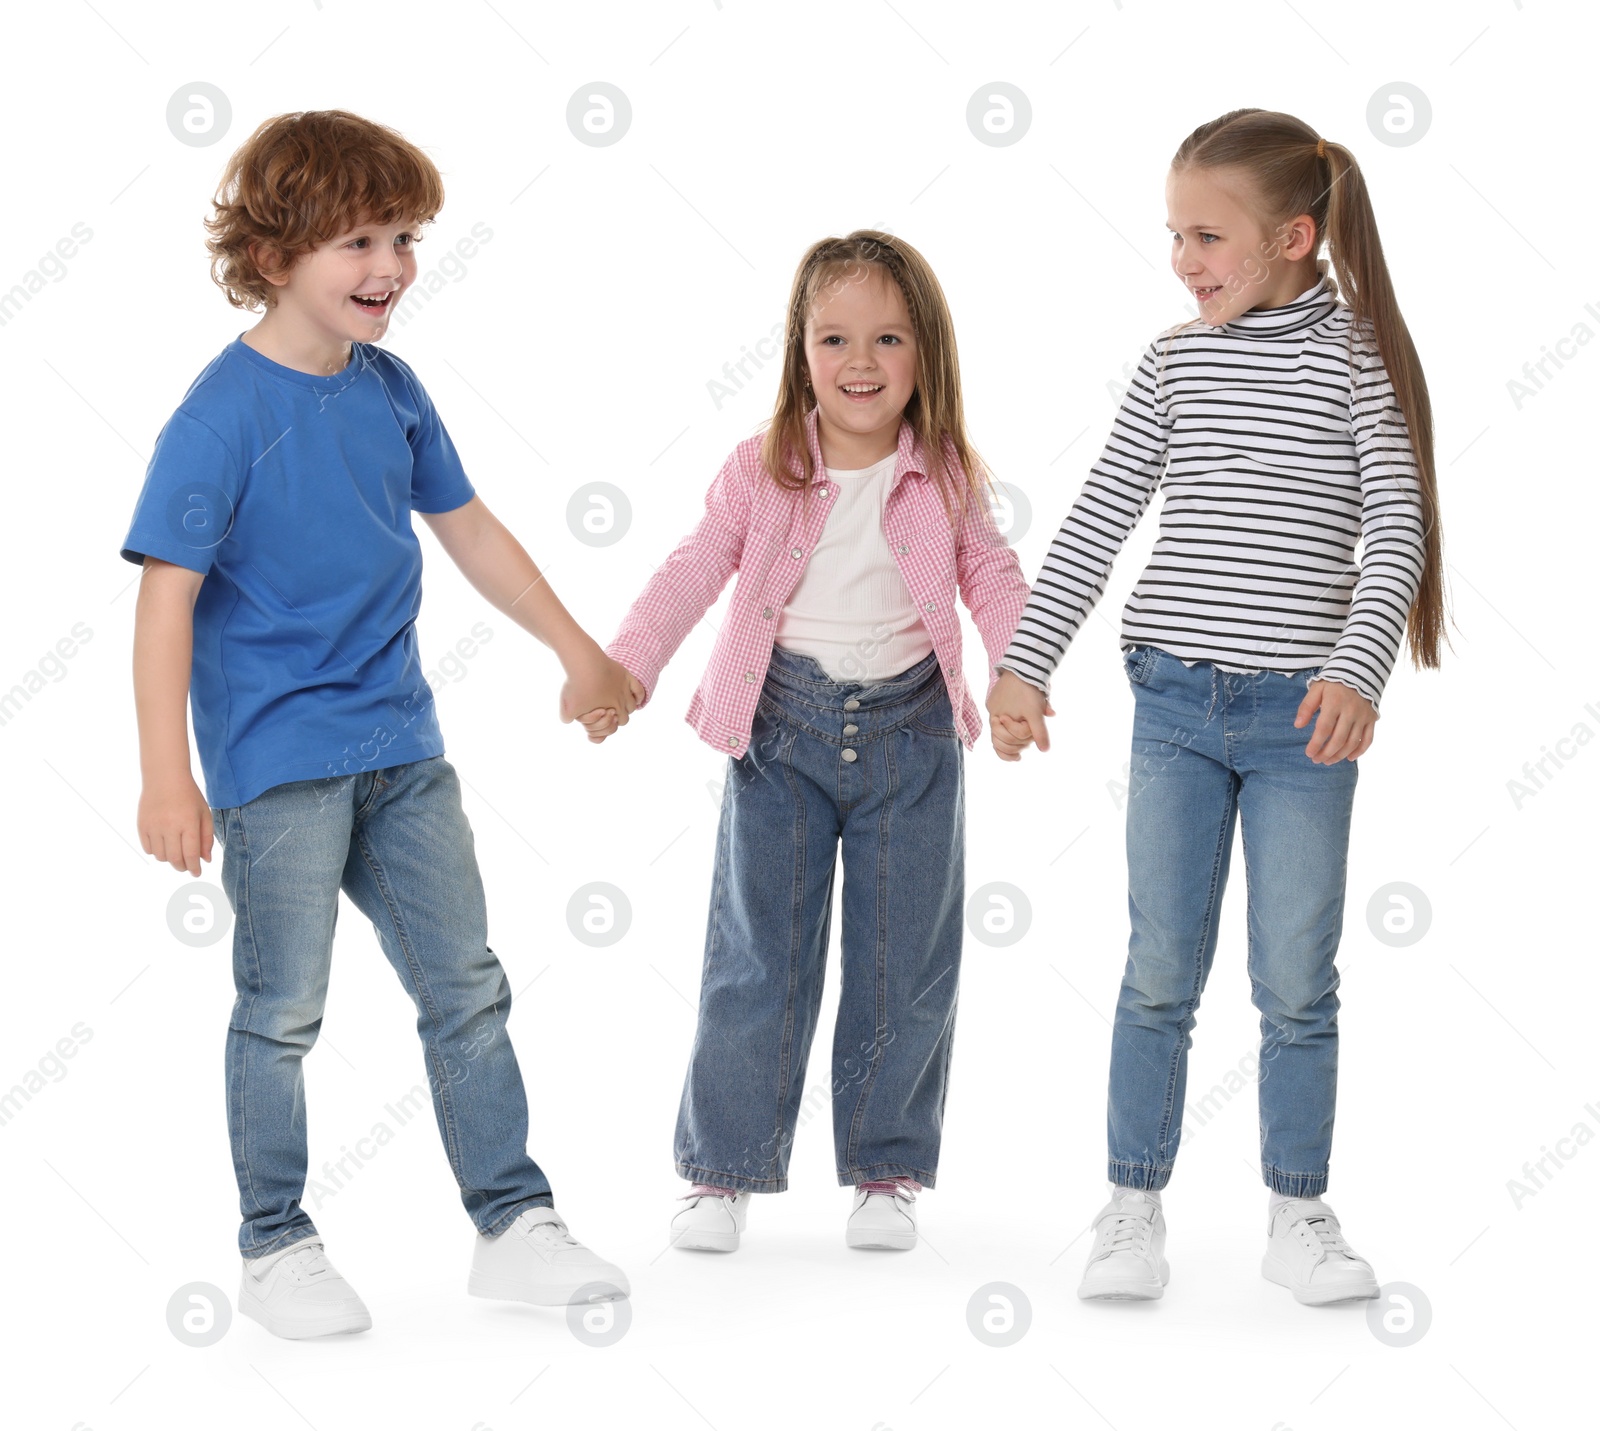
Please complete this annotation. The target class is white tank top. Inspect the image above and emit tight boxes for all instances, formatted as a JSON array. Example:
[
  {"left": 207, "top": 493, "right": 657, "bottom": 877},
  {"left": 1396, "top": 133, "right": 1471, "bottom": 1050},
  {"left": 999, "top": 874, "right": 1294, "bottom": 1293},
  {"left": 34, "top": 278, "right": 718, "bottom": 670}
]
[{"left": 773, "top": 452, "right": 934, "bottom": 682}]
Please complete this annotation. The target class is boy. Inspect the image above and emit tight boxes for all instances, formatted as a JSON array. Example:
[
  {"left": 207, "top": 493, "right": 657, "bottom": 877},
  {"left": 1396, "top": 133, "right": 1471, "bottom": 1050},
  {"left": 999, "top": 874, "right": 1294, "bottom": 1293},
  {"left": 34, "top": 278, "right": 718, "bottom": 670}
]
[{"left": 121, "top": 110, "right": 636, "bottom": 1339}]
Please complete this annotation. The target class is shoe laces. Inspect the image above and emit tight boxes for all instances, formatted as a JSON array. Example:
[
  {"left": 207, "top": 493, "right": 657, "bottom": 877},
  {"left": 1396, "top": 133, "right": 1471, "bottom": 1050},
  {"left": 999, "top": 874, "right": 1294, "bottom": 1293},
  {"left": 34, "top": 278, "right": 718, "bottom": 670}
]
[
  {"left": 519, "top": 1215, "right": 579, "bottom": 1250},
  {"left": 1096, "top": 1205, "right": 1155, "bottom": 1256},
  {"left": 857, "top": 1177, "right": 919, "bottom": 1201},
  {"left": 1295, "top": 1209, "right": 1355, "bottom": 1259},
  {"left": 683, "top": 1183, "right": 742, "bottom": 1200},
  {"left": 263, "top": 1240, "right": 331, "bottom": 1282}
]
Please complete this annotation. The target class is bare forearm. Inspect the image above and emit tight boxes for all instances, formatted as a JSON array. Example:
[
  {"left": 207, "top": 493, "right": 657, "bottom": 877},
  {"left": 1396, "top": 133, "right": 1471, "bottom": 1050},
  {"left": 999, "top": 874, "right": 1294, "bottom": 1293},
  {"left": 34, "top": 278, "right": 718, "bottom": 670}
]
[
  {"left": 449, "top": 513, "right": 598, "bottom": 668},
  {"left": 132, "top": 566, "right": 199, "bottom": 783}
]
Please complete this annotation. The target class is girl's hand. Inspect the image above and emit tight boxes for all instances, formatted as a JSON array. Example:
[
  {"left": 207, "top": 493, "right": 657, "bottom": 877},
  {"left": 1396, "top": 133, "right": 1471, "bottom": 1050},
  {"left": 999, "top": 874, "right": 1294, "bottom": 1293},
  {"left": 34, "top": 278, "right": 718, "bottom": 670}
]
[
  {"left": 575, "top": 672, "right": 647, "bottom": 744},
  {"left": 560, "top": 652, "right": 636, "bottom": 729},
  {"left": 577, "top": 707, "right": 621, "bottom": 742},
  {"left": 1295, "top": 679, "right": 1376, "bottom": 764},
  {"left": 138, "top": 773, "right": 215, "bottom": 877},
  {"left": 986, "top": 669, "right": 1055, "bottom": 760}
]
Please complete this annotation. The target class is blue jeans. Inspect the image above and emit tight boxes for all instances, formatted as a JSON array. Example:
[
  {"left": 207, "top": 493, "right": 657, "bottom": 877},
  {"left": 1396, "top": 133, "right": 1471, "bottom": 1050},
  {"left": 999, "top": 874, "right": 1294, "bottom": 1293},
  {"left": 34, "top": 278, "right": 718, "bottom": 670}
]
[
  {"left": 1109, "top": 646, "right": 1358, "bottom": 1198},
  {"left": 210, "top": 755, "right": 553, "bottom": 1255},
  {"left": 676, "top": 645, "right": 965, "bottom": 1192}
]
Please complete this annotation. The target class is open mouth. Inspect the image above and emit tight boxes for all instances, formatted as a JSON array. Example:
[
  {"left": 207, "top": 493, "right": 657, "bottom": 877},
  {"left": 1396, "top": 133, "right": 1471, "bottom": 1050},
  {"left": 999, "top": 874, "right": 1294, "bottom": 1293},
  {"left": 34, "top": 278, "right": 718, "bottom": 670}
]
[
  {"left": 351, "top": 291, "right": 395, "bottom": 313},
  {"left": 1191, "top": 285, "right": 1222, "bottom": 301},
  {"left": 840, "top": 383, "right": 884, "bottom": 402}
]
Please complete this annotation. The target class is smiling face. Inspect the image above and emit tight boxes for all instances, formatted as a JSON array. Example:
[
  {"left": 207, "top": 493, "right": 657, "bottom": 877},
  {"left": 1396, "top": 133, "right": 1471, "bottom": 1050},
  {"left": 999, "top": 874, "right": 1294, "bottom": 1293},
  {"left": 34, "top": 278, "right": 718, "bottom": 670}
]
[
  {"left": 1166, "top": 166, "right": 1319, "bottom": 326},
  {"left": 803, "top": 264, "right": 918, "bottom": 468},
  {"left": 253, "top": 217, "right": 420, "bottom": 373}
]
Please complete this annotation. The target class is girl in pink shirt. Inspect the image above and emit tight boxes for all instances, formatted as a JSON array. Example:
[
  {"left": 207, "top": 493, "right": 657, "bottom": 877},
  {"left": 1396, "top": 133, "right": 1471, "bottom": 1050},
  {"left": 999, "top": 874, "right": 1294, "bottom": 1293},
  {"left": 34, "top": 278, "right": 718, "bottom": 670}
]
[{"left": 594, "top": 231, "right": 1030, "bottom": 1252}]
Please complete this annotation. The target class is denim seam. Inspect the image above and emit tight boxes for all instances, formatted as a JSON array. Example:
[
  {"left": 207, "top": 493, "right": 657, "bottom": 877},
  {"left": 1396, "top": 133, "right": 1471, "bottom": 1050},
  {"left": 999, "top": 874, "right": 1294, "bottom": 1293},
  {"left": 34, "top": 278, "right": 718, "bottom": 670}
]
[
  {"left": 229, "top": 802, "right": 269, "bottom": 1226},
  {"left": 759, "top": 678, "right": 948, "bottom": 741},
  {"left": 840, "top": 1161, "right": 937, "bottom": 1188},
  {"left": 243, "top": 1228, "right": 323, "bottom": 1261},
  {"left": 770, "top": 718, "right": 808, "bottom": 1188},
  {"left": 482, "top": 1194, "right": 556, "bottom": 1237},
  {"left": 351, "top": 822, "right": 469, "bottom": 1186},
  {"left": 1261, "top": 1163, "right": 1330, "bottom": 1195},
  {"left": 677, "top": 1160, "right": 786, "bottom": 1193},
  {"left": 1155, "top": 768, "right": 1236, "bottom": 1164},
  {"left": 845, "top": 732, "right": 897, "bottom": 1170}
]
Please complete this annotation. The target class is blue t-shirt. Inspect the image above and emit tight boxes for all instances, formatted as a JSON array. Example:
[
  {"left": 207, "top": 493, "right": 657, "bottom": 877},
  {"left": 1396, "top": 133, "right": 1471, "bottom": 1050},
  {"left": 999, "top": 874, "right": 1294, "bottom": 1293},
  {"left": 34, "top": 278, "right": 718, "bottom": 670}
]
[{"left": 120, "top": 337, "right": 475, "bottom": 808}]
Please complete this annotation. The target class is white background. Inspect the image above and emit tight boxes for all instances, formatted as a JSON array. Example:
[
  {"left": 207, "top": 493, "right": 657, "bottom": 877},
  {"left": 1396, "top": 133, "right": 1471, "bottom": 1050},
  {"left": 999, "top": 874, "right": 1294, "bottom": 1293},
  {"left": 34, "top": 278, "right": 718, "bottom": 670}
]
[{"left": 3, "top": 2, "right": 1596, "bottom": 1428}]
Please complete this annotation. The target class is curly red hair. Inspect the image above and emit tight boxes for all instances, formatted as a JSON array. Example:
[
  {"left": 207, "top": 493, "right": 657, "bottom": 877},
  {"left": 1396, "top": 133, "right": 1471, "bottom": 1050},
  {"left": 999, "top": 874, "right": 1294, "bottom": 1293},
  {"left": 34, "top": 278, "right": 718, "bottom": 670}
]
[{"left": 205, "top": 109, "right": 445, "bottom": 310}]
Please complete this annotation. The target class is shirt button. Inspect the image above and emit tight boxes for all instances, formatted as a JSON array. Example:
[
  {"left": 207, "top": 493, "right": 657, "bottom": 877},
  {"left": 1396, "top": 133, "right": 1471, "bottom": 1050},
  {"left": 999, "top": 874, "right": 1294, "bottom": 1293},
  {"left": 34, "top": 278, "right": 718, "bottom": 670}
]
[
  {"left": 726, "top": 735, "right": 737, "bottom": 746},
  {"left": 763, "top": 607, "right": 774, "bottom": 619},
  {"left": 820, "top": 486, "right": 831, "bottom": 498},
  {"left": 897, "top": 543, "right": 909, "bottom": 554},
  {"left": 843, "top": 723, "right": 858, "bottom": 735},
  {"left": 840, "top": 748, "right": 858, "bottom": 763},
  {"left": 924, "top": 602, "right": 936, "bottom": 612},
  {"left": 744, "top": 671, "right": 755, "bottom": 682},
  {"left": 843, "top": 699, "right": 861, "bottom": 711},
  {"left": 790, "top": 548, "right": 803, "bottom": 559}
]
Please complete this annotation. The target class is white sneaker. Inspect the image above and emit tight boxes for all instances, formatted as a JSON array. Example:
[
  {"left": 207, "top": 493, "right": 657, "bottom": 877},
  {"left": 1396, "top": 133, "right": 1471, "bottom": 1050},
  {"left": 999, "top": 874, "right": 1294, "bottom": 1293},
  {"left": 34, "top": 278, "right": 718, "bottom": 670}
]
[
  {"left": 1261, "top": 1197, "right": 1379, "bottom": 1305},
  {"left": 670, "top": 1187, "right": 752, "bottom": 1252},
  {"left": 238, "top": 1237, "right": 372, "bottom": 1339},
  {"left": 847, "top": 1178, "right": 919, "bottom": 1250},
  {"left": 1077, "top": 1190, "right": 1169, "bottom": 1300},
  {"left": 468, "top": 1206, "right": 630, "bottom": 1306}
]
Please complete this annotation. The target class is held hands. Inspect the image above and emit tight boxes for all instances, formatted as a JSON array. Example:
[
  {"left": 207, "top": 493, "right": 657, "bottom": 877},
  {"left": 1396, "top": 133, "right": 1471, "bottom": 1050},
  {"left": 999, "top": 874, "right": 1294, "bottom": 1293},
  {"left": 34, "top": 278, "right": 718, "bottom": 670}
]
[
  {"left": 558, "top": 647, "right": 645, "bottom": 744},
  {"left": 138, "top": 773, "right": 214, "bottom": 877},
  {"left": 577, "top": 672, "right": 646, "bottom": 742},
  {"left": 1295, "top": 679, "right": 1376, "bottom": 763},
  {"left": 986, "top": 668, "right": 1055, "bottom": 762}
]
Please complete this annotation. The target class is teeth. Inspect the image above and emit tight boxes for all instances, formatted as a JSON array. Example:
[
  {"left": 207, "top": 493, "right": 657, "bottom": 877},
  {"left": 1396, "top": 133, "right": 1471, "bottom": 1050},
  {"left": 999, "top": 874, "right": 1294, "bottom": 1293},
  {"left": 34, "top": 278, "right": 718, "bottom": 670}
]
[{"left": 842, "top": 384, "right": 882, "bottom": 393}]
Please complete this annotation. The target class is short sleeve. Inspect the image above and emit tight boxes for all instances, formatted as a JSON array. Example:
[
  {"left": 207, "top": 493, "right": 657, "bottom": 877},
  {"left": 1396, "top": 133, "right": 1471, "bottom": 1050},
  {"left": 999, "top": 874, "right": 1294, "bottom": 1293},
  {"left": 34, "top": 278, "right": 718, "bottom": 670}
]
[
  {"left": 391, "top": 358, "right": 475, "bottom": 515},
  {"left": 119, "top": 411, "right": 244, "bottom": 573}
]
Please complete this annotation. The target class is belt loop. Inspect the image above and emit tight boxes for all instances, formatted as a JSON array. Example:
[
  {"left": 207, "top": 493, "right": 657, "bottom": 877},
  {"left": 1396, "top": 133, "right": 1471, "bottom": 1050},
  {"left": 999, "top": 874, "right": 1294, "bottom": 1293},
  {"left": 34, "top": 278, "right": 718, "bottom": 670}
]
[{"left": 1205, "top": 664, "right": 1218, "bottom": 722}]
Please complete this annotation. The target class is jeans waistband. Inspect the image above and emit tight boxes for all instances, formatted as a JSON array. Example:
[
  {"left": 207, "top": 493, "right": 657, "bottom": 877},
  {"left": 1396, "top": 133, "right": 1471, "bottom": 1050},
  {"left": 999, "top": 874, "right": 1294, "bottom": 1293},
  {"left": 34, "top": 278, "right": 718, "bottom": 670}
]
[{"left": 763, "top": 644, "right": 941, "bottom": 704}]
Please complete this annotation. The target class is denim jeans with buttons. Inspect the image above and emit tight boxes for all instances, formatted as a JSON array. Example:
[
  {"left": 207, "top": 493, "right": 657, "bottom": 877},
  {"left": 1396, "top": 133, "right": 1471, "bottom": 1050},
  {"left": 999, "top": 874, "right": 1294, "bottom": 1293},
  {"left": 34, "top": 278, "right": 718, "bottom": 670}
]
[
  {"left": 210, "top": 755, "right": 554, "bottom": 1256},
  {"left": 1109, "top": 645, "right": 1359, "bottom": 1198},
  {"left": 676, "top": 645, "right": 965, "bottom": 1191}
]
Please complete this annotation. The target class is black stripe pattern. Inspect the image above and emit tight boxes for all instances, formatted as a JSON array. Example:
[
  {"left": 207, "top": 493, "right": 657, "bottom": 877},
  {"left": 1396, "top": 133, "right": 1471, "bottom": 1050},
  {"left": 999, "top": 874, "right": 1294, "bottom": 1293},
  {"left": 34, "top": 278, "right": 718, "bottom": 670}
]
[{"left": 1000, "top": 274, "right": 1426, "bottom": 710}]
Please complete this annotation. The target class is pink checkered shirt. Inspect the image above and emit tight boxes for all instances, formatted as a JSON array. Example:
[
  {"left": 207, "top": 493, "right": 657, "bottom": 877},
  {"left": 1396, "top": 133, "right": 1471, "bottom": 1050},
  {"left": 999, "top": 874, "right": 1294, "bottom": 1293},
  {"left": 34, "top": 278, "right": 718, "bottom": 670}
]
[{"left": 606, "top": 407, "right": 1030, "bottom": 758}]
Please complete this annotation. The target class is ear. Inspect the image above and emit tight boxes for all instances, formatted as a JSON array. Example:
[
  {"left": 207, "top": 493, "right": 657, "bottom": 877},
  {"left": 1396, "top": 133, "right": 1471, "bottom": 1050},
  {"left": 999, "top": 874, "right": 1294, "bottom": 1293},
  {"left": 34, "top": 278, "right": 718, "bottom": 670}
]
[
  {"left": 1280, "top": 213, "right": 1319, "bottom": 263},
  {"left": 249, "top": 240, "right": 293, "bottom": 289}
]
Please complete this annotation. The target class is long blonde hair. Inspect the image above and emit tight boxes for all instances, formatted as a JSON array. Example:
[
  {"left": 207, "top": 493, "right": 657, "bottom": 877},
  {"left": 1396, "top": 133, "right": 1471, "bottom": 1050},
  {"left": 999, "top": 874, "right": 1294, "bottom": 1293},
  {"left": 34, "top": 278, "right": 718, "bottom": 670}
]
[
  {"left": 760, "top": 230, "right": 996, "bottom": 528},
  {"left": 1165, "top": 109, "right": 1447, "bottom": 670}
]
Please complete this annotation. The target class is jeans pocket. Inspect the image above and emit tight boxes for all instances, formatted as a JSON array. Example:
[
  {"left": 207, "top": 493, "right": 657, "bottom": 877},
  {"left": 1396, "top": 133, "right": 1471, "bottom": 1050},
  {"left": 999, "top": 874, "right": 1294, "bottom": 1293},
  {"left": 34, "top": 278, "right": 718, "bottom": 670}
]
[
  {"left": 909, "top": 685, "right": 959, "bottom": 738},
  {"left": 1122, "top": 645, "right": 1155, "bottom": 686}
]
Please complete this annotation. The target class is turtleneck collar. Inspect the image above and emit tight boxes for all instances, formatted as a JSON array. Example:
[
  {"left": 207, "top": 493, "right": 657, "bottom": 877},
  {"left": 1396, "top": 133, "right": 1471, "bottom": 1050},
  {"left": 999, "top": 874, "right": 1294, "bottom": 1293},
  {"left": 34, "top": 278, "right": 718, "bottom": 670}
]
[{"left": 1218, "top": 262, "right": 1338, "bottom": 338}]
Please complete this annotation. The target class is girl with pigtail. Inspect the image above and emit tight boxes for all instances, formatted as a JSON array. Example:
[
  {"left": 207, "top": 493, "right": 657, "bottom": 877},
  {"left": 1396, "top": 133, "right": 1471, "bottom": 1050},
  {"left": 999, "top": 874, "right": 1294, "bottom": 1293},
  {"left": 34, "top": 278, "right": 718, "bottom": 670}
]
[{"left": 990, "top": 108, "right": 1446, "bottom": 1304}]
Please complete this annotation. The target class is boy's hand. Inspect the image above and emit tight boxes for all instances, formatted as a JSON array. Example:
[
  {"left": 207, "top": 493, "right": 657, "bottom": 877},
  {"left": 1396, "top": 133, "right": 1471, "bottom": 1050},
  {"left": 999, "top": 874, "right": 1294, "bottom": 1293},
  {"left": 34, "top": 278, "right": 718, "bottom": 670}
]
[
  {"left": 1295, "top": 679, "right": 1376, "bottom": 764},
  {"left": 138, "top": 774, "right": 214, "bottom": 877},
  {"left": 986, "top": 669, "right": 1055, "bottom": 761},
  {"left": 559, "top": 652, "right": 637, "bottom": 729}
]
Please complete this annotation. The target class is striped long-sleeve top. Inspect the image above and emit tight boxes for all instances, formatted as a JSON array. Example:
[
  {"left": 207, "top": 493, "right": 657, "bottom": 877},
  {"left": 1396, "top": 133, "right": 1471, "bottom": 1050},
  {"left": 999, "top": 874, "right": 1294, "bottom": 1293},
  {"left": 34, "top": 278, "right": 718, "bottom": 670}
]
[{"left": 998, "top": 272, "right": 1426, "bottom": 710}]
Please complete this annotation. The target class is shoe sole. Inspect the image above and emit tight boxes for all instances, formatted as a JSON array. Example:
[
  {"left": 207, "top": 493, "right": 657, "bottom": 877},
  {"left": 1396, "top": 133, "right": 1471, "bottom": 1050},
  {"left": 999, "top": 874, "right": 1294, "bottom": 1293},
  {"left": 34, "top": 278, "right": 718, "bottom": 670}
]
[
  {"left": 670, "top": 1227, "right": 741, "bottom": 1253},
  {"left": 1077, "top": 1260, "right": 1170, "bottom": 1301},
  {"left": 847, "top": 1228, "right": 916, "bottom": 1250},
  {"left": 467, "top": 1270, "right": 629, "bottom": 1305},
  {"left": 238, "top": 1295, "right": 372, "bottom": 1339},
  {"left": 1261, "top": 1256, "right": 1378, "bottom": 1305}
]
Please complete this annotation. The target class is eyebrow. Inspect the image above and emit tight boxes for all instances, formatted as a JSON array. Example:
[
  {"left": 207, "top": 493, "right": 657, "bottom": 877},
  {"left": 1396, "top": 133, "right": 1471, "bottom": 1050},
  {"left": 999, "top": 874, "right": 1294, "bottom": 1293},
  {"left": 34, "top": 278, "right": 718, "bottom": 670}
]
[{"left": 1166, "top": 221, "right": 1223, "bottom": 231}]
